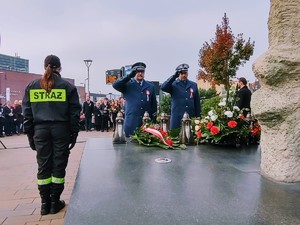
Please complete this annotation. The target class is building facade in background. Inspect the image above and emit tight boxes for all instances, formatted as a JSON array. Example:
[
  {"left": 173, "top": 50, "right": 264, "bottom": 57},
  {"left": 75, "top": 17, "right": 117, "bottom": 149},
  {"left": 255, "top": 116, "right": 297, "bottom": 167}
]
[
  {"left": 0, "top": 70, "right": 78, "bottom": 105},
  {"left": 0, "top": 53, "right": 29, "bottom": 72}
]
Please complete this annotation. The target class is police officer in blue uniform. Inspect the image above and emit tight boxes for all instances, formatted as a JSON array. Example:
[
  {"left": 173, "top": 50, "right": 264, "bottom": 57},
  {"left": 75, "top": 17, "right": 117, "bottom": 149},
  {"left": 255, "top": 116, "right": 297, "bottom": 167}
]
[
  {"left": 161, "top": 63, "right": 201, "bottom": 129},
  {"left": 113, "top": 62, "right": 157, "bottom": 136},
  {"left": 22, "top": 55, "right": 81, "bottom": 215}
]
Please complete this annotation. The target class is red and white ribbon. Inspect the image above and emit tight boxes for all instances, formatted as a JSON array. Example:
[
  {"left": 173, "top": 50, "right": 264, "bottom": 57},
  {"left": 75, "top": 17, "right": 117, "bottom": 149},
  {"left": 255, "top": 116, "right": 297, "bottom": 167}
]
[
  {"left": 143, "top": 127, "right": 172, "bottom": 147},
  {"left": 190, "top": 88, "right": 194, "bottom": 98},
  {"left": 146, "top": 90, "right": 150, "bottom": 101}
]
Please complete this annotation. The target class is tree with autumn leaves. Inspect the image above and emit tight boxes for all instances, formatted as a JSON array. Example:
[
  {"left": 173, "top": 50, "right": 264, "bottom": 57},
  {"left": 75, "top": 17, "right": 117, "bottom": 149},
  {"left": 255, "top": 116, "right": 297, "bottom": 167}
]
[{"left": 198, "top": 13, "right": 255, "bottom": 108}]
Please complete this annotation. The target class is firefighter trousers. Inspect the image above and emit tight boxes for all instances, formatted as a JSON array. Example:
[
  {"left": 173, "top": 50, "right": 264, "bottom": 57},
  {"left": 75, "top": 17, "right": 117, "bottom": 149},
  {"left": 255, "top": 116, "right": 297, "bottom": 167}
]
[{"left": 33, "top": 122, "right": 70, "bottom": 192}]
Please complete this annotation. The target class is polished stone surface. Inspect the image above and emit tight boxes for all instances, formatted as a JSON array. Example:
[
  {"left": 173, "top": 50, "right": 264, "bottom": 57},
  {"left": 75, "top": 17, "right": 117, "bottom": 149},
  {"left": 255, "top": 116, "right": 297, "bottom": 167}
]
[{"left": 65, "top": 139, "right": 300, "bottom": 225}]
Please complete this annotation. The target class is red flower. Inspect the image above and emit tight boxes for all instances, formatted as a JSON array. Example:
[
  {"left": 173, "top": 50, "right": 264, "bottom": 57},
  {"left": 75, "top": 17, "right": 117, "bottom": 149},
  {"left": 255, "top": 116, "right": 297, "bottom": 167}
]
[
  {"left": 210, "top": 126, "right": 220, "bottom": 135},
  {"left": 206, "top": 122, "right": 214, "bottom": 129},
  {"left": 228, "top": 120, "right": 237, "bottom": 128},
  {"left": 166, "top": 139, "right": 173, "bottom": 146},
  {"left": 149, "top": 125, "right": 155, "bottom": 129},
  {"left": 252, "top": 128, "right": 259, "bottom": 136},
  {"left": 239, "top": 115, "right": 245, "bottom": 120},
  {"left": 197, "top": 131, "right": 202, "bottom": 139},
  {"left": 160, "top": 130, "right": 168, "bottom": 138}
]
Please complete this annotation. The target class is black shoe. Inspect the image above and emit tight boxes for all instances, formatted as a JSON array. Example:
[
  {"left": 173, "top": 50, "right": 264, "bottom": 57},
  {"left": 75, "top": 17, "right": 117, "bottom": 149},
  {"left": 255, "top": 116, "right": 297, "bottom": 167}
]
[
  {"left": 41, "top": 202, "right": 50, "bottom": 215},
  {"left": 50, "top": 200, "right": 65, "bottom": 214}
]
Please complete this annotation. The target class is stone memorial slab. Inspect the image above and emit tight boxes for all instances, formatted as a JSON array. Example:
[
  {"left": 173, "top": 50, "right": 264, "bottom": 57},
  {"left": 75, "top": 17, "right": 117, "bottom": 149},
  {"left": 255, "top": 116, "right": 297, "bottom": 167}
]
[{"left": 65, "top": 138, "right": 300, "bottom": 225}]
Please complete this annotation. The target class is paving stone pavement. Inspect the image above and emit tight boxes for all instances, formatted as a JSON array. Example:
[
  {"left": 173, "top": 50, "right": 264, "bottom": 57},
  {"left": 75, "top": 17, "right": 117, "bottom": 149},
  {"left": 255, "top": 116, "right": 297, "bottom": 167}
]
[{"left": 0, "top": 130, "right": 113, "bottom": 225}]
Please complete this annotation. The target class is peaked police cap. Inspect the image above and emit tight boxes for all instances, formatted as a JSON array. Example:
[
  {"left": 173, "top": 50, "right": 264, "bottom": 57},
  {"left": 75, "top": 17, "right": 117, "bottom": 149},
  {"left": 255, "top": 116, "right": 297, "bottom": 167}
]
[
  {"left": 176, "top": 63, "right": 189, "bottom": 73},
  {"left": 131, "top": 62, "right": 146, "bottom": 72}
]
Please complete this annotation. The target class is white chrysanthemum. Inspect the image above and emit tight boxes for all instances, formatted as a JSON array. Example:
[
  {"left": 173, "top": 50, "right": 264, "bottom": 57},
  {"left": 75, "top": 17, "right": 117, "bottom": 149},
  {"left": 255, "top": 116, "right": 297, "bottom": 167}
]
[
  {"left": 233, "top": 106, "right": 240, "bottom": 111},
  {"left": 194, "top": 119, "right": 200, "bottom": 125},
  {"left": 218, "top": 101, "right": 226, "bottom": 107},
  {"left": 224, "top": 111, "right": 233, "bottom": 118},
  {"left": 201, "top": 118, "right": 208, "bottom": 123},
  {"left": 208, "top": 110, "right": 215, "bottom": 117},
  {"left": 211, "top": 115, "right": 218, "bottom": 121},
  {"left": 195, "top": 125, "right": 200, "bottom": 132}
]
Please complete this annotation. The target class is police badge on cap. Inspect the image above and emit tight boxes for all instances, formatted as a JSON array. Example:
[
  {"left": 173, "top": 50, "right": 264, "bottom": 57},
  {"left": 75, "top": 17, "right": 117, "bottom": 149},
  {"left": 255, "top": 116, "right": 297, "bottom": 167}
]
[
  {"left": 176, "top": 63, "right": 189, "bottom": 73},
  {"left": 131, "top": 62, "right": 146, "bottom": 72}
]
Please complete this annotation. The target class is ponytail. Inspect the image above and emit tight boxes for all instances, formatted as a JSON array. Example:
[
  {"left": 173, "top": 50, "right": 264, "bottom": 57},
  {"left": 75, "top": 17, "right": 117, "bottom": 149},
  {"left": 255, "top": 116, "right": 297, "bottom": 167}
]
[{"left": 40, "top": 65, "right": 55, "bottom": 92}]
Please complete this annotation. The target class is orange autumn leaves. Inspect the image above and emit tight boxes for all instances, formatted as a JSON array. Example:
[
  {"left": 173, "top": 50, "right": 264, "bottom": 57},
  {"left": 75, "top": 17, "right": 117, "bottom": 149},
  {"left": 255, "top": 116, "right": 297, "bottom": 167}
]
[{"left": 198, "top": 13, "right": 254, "bottom": 89}]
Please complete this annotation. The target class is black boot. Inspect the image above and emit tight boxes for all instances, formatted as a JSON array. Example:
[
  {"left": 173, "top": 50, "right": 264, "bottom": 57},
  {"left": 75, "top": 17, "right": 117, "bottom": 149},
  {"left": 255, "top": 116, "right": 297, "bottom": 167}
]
[
  {"left": 50, "top": 183, "right": 65, "bottom": 214},
  {"left": 41, "top": 202, "right": 51, "bottom": 215},
  {"left": 38, "top": 184, "right": 51, "bottom": 215},
  {"left": 50, "top": 199, "right": 65, "bottom": 214}
]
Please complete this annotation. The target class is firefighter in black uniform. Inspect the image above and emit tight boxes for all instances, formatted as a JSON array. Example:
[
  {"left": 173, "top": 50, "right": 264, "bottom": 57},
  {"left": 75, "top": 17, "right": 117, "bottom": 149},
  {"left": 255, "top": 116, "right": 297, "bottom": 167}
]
[{"left": 22, "top": 55, "right": 81, "bottom": 215}]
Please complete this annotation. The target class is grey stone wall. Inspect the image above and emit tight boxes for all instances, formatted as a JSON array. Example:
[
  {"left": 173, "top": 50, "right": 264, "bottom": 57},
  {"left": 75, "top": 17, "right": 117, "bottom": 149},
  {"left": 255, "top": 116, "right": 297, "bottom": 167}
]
[{"left": 252, "top": 0, "right": 300, "bottom": 182}]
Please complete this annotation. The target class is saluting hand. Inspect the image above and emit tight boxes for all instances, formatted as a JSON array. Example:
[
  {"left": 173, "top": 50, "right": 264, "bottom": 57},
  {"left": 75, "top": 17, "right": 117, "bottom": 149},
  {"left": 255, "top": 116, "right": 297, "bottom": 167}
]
[
  {"left": 128, "top": 68, "right": 137, "bottom": 78},
  {"left": 173, "top": 71, "right": 180, "bottom": 78}
]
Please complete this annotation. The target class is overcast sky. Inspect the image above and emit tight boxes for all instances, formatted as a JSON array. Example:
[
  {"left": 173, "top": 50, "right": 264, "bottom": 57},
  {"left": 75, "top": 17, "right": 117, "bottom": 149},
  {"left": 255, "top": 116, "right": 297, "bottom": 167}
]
[{"left": 0, "top": 0, "right": 270, "bottom": 95}]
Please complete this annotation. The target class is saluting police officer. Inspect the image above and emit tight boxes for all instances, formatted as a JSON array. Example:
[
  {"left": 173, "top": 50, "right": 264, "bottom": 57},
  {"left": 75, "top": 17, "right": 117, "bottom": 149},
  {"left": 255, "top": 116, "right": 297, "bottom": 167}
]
[
  {"left": 112, "top": 62, "right": 157, "bottom": 136},
  {"left": 22, "top": 55, "right": 81, "bottom": 215},
  {"left": 161, "top": 63, "right": 201, "bottom": 129}
]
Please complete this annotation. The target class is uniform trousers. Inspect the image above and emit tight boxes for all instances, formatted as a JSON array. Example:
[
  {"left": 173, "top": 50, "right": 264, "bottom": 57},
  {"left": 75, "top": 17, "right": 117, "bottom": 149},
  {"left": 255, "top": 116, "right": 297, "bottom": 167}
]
[{"left": 34, "top": 122, "right": 70, "bottom": 198}]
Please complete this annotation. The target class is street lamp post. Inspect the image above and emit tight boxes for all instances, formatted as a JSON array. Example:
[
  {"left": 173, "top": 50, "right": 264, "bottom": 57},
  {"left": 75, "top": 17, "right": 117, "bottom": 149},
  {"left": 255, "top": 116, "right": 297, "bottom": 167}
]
[{"left": 83, "top": 59, "right": 93, "bottom": 95}]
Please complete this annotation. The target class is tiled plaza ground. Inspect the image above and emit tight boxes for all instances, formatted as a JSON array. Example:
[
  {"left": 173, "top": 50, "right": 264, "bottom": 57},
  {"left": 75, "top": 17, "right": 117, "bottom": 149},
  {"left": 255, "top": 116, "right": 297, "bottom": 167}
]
[{"left": 0, "top": 131, "right": 112, "bottom": 225}]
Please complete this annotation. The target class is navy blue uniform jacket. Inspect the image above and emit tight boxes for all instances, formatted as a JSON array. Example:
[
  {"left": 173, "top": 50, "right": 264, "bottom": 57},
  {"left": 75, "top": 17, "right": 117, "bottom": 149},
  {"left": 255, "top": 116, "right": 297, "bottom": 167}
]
[
  {"left": 113, "top": 75, "right": 157, "bottom": 136},
  {"left": 161, "top": 75, "right": 201, "bottom": 129}
]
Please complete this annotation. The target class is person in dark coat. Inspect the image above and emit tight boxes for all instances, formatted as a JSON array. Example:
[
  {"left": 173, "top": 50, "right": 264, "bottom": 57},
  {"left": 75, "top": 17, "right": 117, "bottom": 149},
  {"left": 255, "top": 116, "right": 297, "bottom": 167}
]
[
  {"left": 3, "top": 101, "right": 15, "bottom": 136},
  {"left": 161, "top": 63, "right": 201, "bottom": 129},
  {"left": 112, "top": 62, "right": 157, "bottom": 136},
  {"left": 235, "top": 77, "right": 252, "bottom": 116},
  {"left": 13, "top": 100, "right": 23, "bottom": 135},
  {"left": 82, "top": 95, "right": 94, "bottom": 131},
  {"left": 100, "top": 97, "right": 110, "bottom": 132},
  {"left": 0, "top": 103, "right": 5, "bottom": 137},
  {"left": 93, "top": 101, "right": 102, "bottom": 131}
]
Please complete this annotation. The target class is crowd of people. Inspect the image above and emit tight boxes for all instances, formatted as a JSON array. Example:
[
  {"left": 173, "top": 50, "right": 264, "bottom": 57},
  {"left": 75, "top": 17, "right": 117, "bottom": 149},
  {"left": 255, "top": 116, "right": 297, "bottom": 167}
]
[
  {"left": 0, "top": 96, "right": 127, "bottom": 137},
  {"left": 81, "top": 96, "right": 125, "bottom": 132},
  {"left": 0, "top": 100, "right": 24, "bottom": 137}
]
